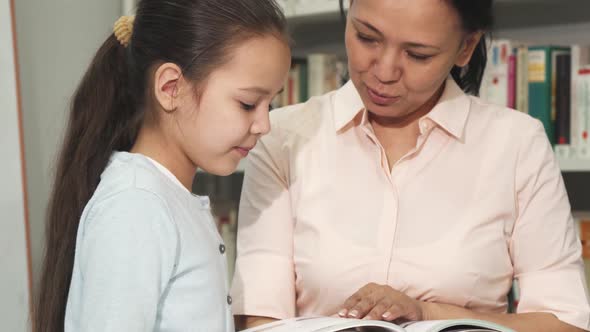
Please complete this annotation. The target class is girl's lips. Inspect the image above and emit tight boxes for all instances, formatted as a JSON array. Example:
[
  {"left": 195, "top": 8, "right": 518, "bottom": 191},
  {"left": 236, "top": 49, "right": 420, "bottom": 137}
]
[{"left": 234, "top": 146, "right": 252, "bottom": 157}]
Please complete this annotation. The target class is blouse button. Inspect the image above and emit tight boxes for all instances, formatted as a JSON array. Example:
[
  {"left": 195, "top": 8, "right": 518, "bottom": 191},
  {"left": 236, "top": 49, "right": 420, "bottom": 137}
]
[
  {"left": 227, "top": 295, "right": 233, "bottom": 305},
  {"left": 219, "top": 244, "right": 226, "bottom": 254}
]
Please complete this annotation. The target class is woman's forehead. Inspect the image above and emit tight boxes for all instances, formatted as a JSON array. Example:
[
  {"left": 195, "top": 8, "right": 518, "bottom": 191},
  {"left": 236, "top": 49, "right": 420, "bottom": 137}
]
[{"left": 350, "top": 0, "right": 463, "bottom": 41}]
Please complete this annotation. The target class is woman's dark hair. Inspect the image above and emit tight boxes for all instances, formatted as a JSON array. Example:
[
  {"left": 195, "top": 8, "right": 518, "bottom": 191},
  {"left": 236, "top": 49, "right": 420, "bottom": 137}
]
[
  {"left": 447, "top": 0, "right": 494, "bottom": 95},
  {"left": 34, "top": 0, "right": 287, "bottom": 331},
  {"left": 339, "top": 0, "right": 494, "bottom": 95}
]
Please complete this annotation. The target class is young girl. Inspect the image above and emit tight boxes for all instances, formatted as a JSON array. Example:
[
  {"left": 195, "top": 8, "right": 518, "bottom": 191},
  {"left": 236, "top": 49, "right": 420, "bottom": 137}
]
[{"left": 34, "top": 0, "right": 290, "bottom": 331}]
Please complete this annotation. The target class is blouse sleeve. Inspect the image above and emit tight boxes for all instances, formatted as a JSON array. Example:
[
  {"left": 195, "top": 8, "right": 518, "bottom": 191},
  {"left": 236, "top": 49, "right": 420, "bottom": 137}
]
[
  {"left": 511, "top": 119, "right": 590, "bottom": 330},
  {"left": 230, "top": 121, "right": 297, "bottom": 319}
]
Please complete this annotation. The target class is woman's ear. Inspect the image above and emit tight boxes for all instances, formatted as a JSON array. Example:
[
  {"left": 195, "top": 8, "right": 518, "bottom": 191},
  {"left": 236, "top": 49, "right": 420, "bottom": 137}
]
[
  {"left": 153, "top": 62, "right": 183, "bottom": 113},
  {"left": 455, "top": 31, "right": 484, "bottom": 67}
]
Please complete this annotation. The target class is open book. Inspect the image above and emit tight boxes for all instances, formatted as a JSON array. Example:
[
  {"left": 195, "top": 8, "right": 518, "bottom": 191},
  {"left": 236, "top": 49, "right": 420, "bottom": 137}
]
[{"left": 239, "top": 316, "right": 516, "bottom": 332}]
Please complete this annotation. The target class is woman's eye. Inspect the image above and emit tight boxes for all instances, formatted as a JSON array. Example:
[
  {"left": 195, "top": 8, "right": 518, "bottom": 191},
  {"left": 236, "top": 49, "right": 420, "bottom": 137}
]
[
  {"left": 356, "top": 33, "right": 376, "bottom": 44},
  {"left": 407, "top": 52, "right": 432, "bottom": 61},
  {"left": 240, "top": 102, "right": 256, "bottom": 111}
]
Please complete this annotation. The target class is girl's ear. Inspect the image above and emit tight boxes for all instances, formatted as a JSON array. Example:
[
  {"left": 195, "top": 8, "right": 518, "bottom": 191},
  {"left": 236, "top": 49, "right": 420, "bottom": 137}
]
[
  {"left": 455, "top": 31, "right": 484, "bottom": 67},
  {"left": 153, "top": 62, "right": 183, "bottom": 112}
]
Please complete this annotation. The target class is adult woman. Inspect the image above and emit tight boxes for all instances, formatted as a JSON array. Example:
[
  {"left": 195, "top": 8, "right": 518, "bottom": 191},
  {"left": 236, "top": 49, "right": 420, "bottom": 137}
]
[{"left": 231, "top": 1, "right": 590, "bottom": 331}]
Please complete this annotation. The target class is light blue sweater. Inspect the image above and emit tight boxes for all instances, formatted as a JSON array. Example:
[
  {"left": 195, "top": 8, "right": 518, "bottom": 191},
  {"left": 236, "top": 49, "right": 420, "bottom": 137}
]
[{"left": 65, "top": 152, "right": 234, "bottom": 331}]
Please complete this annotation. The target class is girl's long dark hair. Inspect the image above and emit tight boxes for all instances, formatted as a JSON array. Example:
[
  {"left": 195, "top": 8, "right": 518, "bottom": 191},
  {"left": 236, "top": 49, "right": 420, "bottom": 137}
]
[
  {"left": 340, "top": 0, "right": 494, "bottom": 95},
  {"left": 34, "top": 1, "right": 287, "bottom": 331}
]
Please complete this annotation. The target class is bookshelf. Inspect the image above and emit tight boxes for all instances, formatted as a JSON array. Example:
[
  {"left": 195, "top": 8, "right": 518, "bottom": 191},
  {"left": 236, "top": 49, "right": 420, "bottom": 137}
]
[{"left": 559, "top": 157, "right": 590, "bottom": 172}]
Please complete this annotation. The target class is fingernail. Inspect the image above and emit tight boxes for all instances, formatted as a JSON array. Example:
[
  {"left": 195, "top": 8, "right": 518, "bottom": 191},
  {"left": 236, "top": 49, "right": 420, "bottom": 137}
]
[
  {"left": 364, "top": 315, "right": 373, "bottom": 320},
  {"left": 338, "top": 309, "right": 348, "bottom": 317},
  {"left": 349, "top": 310, "right": 358, "bottom": 318},
  {"left": 382, "top": 312, "right": 391, "bottom": 319}
]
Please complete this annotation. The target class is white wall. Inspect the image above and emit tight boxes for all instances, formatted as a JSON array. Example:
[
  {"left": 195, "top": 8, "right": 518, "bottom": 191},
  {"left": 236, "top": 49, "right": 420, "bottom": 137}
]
[
  {"left": 0, "top": 0, "right": 31, "bottom": 330},
  {"left": 13, "top": 0, "right": 122, "bottom": 306}
]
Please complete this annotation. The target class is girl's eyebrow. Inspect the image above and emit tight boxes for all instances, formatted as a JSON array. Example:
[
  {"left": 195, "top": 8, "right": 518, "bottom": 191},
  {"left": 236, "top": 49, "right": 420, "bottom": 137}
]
[{"left": 239, "top": 86, "right": 284, "bottom": 96}]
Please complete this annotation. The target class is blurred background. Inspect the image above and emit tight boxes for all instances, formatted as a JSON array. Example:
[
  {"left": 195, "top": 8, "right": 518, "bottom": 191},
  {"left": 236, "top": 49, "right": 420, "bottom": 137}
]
[{"left": 3, "top": 0, "right": 590, "bottom": 330}]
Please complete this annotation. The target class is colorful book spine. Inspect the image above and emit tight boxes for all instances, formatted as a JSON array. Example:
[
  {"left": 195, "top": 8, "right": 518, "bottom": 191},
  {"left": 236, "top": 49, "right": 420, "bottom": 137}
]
[
  {"left": 481, "top": 40, "right": 511, "bottom": 107},
  {"left": 516, "top": 46, "right": 529, "bottom": 113},
  {"left": 570, "top": 45, "right": 590, "bottom": 149},
  {"left": 508, "top": 52, "right": 517, "bottom": 109},
  {"left": 555, "top": 54, "right": 571, "bottom": 145},
  {"left": 528, "top": 46, "right": 570, "bottom": 145},
  {"left": 577, "top": 67, "right": 590, "bottom": 158}
]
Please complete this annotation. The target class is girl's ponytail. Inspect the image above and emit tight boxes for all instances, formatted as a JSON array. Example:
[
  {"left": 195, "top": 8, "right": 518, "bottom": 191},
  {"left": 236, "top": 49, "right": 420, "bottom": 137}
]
[{"left": 34, "top": 33, "right": 143, "bottom": 332}]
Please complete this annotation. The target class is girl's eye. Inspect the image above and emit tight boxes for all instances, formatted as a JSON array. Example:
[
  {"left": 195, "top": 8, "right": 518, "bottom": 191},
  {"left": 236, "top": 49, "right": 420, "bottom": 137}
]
[{"left": 240, "top": 102, "right": 256, "bottom": 111}]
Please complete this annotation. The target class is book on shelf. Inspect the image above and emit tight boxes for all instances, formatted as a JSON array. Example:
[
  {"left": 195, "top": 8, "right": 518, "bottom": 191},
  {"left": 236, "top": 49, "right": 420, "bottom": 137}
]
[
  {"left": 528, "top": 45, "right": 570, "bottom": 146},
  {"left": 576, "top": 218, "right": 590, "bottom": 290},
  {"left": 239, "top": 316, "right": 515, "bottom": 332},
  {"left": 273, "top": 53, "right": 348, "bottom": 110},
  {"left": 308, "top": 53, "right": 347, "bottom": 98},
  {"left": 579, "top": 219, "right": 590, "bottom": 259},
  {"left": 480, "top": 39, "right": 512, "bottom": 109},
  {"left": 479, "top": 39, "right": 590, "bottom": 161},
  {"left": 570, "top": 46, "right": 590, "bottom": 152},
  {"left": 515, "top": 45, "right": 529, "bottom": 114},
  {"left": 576, "top": 65, "right": 590, "bottom": 158},
  {"left": 555, "top": 53, "right": 572, "bottom": 146},
  {"left": 480, "top": 39, "right": 529, "bottom": 112}
]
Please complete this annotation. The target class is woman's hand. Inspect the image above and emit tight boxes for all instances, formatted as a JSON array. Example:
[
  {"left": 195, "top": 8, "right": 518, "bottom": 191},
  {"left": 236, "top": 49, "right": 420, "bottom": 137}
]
[
  {"left": 337, "top": 283, "right": 426, "bottom": 322},
  {"left": 337, "top": 283, "right": 586, "bottom": 332}
]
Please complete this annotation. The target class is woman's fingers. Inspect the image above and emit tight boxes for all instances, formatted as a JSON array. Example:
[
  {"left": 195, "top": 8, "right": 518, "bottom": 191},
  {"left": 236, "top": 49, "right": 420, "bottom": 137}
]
[
  {"left": 337, "top": 283, "right": 423, "bottom": 322},
  {"left": 338, "top": 291, "right": 363, "bottom": 317},
  {"left": 381, "top": 303, "right": 406, "bottom": 321},
  {"left": 338, "top": 283, "right": 377, "bottom": 317},
  {"left": 348, "top": 294, "right": 378, "bottom": 318},
  {"left": 364, "top": 299, "right": 393, "bottom": 321}
]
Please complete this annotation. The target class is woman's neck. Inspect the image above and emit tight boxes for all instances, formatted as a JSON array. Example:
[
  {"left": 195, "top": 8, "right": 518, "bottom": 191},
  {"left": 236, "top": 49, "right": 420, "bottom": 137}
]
[{"left": 368, "top": 83, "right": 445, "bottom": 169}]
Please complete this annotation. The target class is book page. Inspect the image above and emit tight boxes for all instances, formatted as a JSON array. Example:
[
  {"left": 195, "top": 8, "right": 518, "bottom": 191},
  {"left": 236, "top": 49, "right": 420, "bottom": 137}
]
[
  {"left": 240, "top": 317, "right": 406, "bottom": 332},
  {"left": 402, "top": 320, "right": 450, "bottom": 332},
  {"left": 240, "top": 317, "right": 513, "bottom": 332},
  {"left": 401, "top": 319, "right": 513, "bottom": 332}
]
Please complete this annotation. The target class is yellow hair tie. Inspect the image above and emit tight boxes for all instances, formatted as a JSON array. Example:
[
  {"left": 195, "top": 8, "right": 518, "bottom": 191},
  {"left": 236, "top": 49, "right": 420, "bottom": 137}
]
[{"left": 113, "top": 15, "right": 135, "bottom": 47}]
